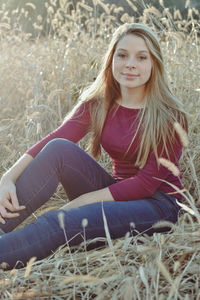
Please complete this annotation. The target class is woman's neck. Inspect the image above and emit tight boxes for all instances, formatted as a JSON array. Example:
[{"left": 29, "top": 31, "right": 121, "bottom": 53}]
[{"left": 118, "top": 86, "right": 146, "bottom": 109}]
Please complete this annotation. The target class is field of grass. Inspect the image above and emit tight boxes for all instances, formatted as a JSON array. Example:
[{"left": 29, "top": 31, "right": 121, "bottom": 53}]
[{"left": 0, "top": 0, "right": 199, "bottom": 299}]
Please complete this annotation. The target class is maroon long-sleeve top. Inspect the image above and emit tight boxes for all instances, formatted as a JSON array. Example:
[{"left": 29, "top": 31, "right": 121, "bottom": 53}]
[{"left": 26, "top": 102, "right": 183, "bottom": 201}]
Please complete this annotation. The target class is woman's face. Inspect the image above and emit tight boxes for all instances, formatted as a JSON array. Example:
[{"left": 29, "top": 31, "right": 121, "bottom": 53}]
[{"left": 112, "top": 34, "right": 153, "bottom": 92}]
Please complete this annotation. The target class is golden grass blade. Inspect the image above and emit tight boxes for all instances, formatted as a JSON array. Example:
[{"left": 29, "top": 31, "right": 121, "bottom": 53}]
[
  {"left": 144, "top": 7, "right": 162, "bottom": 17},
  {"left": 125, "top": 0, "right": 137, "bottom": 12},
  {"left": 59, "top": 0, "right": 67, "bottom": 9},
  {"left": 139, "top": 266, "right": 149, "bottom": 291},
  {"left": 96, "top": 0, "right": 110, "bottom": 14},
  {"left": 176, "top": 200, "right": 196, "bottom": 216},
  {"left": 101, "top": 204, "right": 114, "bottom": 251},
  {"left": 174, "top": 9, "right": 182, "bottom": 20},
  {"left": 24, "top": 257, "right": 37, "bottom": 278},
  {"left": 157, "top": 260, "right": 172, "bottom": 283},
  {"left": 159, "top": 0, "right": 164, "bottom": 7},
  {"left": 47, "top": 89, "right": 64, "bottom": 102},
  {"left": 77, "top": 2, "right": 93, "bottom": 13},
  {"left": 185, "top": 0, "right": 190, "bottom": 9},
  {"left": 152, "top": 221, "right": 175, "bottom": 229},
  {"left": 25, "top": 3, "right": 36, "bottom": 10},
  {"left": 62, "top": 275, "right": 102, "bottom": 284},
  {"left": 0, "top": 23, "right": 11, "bottom": 30},
  {"left": 101, "top": 203, "right": 123, "bottom": 272}
]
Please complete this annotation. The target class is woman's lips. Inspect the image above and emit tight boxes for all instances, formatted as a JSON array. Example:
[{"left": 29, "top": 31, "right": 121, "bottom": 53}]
[{"left": 122, "top": 73, "right": 139, "bottom": 79}]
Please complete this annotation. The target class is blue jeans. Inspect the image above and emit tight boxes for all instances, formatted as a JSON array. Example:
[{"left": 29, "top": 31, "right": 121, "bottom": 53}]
[{"left": 0, "top": 139, "right": 181, "bottom": 270}]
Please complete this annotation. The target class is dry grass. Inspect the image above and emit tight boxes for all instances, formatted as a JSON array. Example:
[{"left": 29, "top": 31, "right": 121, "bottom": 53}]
[{"left": 0, "top": 0, "right": 200, "bottom": 299}]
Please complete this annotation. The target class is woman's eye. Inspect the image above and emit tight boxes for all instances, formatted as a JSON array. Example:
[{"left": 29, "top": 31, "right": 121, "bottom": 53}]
[
  {"left": 139, "top": 56, "right": 147, "bottom": 60},
  {"left": 117, "top": 53, "right": 126, "bottom": 58}
]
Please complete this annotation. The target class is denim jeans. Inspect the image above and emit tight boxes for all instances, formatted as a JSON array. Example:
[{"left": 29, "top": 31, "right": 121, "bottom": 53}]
[{"left": 0, "top": 139, "right": 181, "bottom": 270}]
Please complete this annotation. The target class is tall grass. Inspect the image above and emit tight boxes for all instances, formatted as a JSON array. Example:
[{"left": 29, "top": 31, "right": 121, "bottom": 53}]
[{"left": 0, "top": 0, "right": 199, "bottom": 298}]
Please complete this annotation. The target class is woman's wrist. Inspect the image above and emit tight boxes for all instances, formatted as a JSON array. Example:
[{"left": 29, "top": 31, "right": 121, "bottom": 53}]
[
  {"left": 0, "top": 174, "right": 15, "bottom": 185},
  {"left": 0, "top": 154, "right": 33, "bottom": 186}
]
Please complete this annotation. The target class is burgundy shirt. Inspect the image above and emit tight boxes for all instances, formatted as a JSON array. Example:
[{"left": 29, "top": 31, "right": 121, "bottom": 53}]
[{"left": 26, "top": 102, "right": 183, "bottom": 201}]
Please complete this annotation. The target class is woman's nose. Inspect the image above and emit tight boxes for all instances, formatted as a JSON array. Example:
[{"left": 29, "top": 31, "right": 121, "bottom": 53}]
[{"left": 125, "top": 57, "right": 136, "bottom": 68}]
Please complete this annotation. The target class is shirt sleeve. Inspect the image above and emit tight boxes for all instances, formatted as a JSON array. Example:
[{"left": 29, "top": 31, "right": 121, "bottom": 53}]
[
  {"left": 26, "top": 102, "right": 91, "bottom": 158},
  {"left": 108, "top": 138, "right": 183, "bottom": 201}
]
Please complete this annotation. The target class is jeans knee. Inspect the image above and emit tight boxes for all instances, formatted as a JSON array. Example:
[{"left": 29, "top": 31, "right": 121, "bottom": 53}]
[
  {"left": 43, "top": 138, "right": 75, "bottom": 155},
  {"left": 41, "top": 139, "right": 82, "bottom": 167}
]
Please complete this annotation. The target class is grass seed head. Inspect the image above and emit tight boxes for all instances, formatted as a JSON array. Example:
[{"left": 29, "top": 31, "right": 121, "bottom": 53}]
[
  {"left": 158, "top": 158, "right": 180, "bottom": 177},
  {"left": 174, "top": 122, "right": 189, "bottom": 147}
]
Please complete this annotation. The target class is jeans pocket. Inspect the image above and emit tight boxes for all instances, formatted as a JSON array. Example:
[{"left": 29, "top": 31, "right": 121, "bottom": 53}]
[{"left": 152, "top": 190, "right": 180, "bottom": 221}]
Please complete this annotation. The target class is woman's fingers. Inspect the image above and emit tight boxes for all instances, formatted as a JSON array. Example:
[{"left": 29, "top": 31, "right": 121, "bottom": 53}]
[
  {"left": 0, "top": 182, "right": 25, "bottom": 224},
  {"left": 10, "top": 187, "right": 25, "bottom": 210},
  {"left": 1, "top": 210, "right": 20, "bottom": 219},
  {"left": 0, "top": 216, "right": 5, "bottom": 224},
  {"left": 0, "top": 207, "right": 6, "bottom": 224},
  {"left": 0, "top": 202, "right": 22, "bottom": 224},
  {"left": 2, "top": 199, "right": 14, "bottom": 212},
  {"left": 4, "top": 199, "right": 25, "bottom": 212},
  {"left": 0, "top": 206, "right": 6, "bottom": 220}
]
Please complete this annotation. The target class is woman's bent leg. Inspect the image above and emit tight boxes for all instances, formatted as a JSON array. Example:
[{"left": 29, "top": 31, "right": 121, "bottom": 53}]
[
  {"left": 0, "top": 190, "right": 180, "bottom": 270},
  {"left": 0, "top": 139, "right": 115, "bottom": 233}
]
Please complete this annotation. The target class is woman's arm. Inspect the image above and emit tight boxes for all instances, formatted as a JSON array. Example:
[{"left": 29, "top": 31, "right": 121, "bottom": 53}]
[
  {"left": 108, "top": 141, "right": 183, "bottom": 201},
  {"left": 0, "top": 154, "right": 33, "bottom": 224},
  {"left": 61, "top": 187, "right": 114, "bottom": 211},
  {"left": 1, "top": 154, "right": 33, "bottom": 184},
  {"left": 26, "top": 102, "right": 91, "bottom": 158}
]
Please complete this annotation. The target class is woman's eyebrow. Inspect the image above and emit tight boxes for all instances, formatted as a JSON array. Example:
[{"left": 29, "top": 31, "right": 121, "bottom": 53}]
[
  {"left": 116, "top": 48, "right": 128, "bottom": 52},
  {"left": 116, "top": 48, "right": 149, "bottom": 53},
  {"left": 137, "top": 50, "right": 149, "bottom": 53}
]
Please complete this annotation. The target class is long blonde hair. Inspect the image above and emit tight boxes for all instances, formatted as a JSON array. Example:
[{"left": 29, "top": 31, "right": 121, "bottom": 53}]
[{"left": 68, "top": 23, "right": 187, "bottom": 168}]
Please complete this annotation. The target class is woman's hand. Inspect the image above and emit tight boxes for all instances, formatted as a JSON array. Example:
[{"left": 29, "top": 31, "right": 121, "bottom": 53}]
[
  {"left": 0, "top": 181, "right": 25, "bottom": 224},
  {"left": 0, "top": 153, "right": 33, "bottom": 224}
]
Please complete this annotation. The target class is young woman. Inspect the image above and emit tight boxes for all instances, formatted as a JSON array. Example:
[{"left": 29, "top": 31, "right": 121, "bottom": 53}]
[{"left": 0, "top": 23, "right": 187, "bottom": 270}]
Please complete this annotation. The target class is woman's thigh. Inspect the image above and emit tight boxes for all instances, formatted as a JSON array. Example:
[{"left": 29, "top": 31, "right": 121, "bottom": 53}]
[
  {"left": 60, "top": 190, "right": 180, "bottom": 244},
  {"left": 52, "top": 139, "right": 115, "bottom": 200},
  {"left": 0, "top": 190, "right": 180, "bottom": 270}
]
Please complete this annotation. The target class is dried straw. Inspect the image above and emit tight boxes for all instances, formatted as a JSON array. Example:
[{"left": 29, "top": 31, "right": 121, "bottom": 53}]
[{"left": 0, "top": 1, "right": 199, "bottom": 299}]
